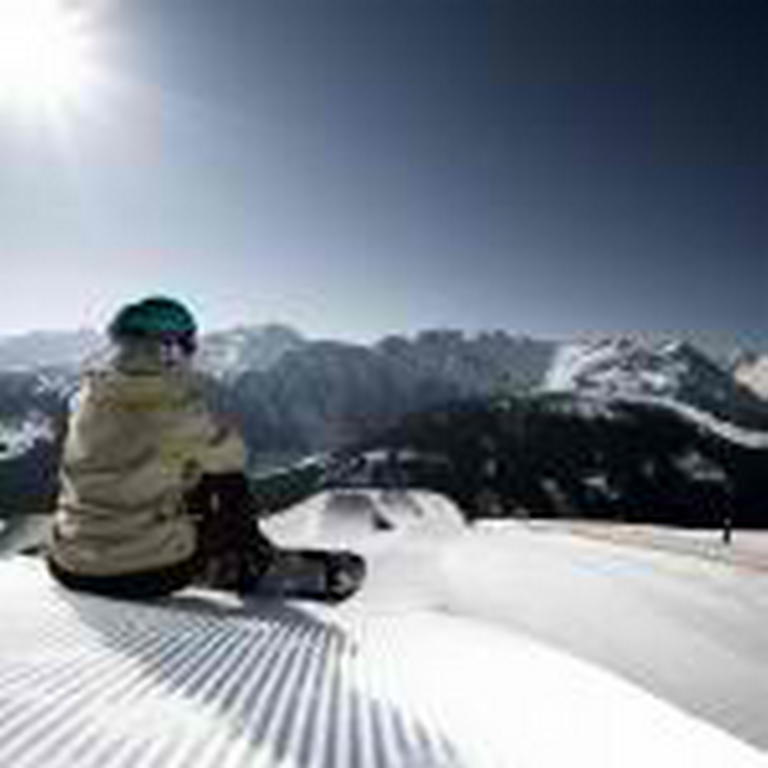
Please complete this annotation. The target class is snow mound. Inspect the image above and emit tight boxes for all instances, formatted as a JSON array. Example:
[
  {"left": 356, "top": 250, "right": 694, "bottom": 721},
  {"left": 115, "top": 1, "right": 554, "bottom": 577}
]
[{"left": 263, "top": 490, "right": 465, "bottom": 548}]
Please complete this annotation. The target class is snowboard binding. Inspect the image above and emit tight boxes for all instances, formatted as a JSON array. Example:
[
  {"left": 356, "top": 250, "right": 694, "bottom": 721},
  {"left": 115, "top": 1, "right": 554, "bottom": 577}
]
[{"left": 242, "top": 548, "right": 367, "bottom": 603}]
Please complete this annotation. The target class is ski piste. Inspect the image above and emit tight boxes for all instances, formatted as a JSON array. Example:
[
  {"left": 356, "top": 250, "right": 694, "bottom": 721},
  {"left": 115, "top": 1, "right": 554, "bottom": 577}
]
[{"left": 0, "top": 490, "right": 764, "bottom": 767}]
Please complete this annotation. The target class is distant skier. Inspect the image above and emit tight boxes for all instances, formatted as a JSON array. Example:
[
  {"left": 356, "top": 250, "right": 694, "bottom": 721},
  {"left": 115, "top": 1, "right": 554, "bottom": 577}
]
[{"left": 47, "top": 296, "right": 363, "bottom": 601}]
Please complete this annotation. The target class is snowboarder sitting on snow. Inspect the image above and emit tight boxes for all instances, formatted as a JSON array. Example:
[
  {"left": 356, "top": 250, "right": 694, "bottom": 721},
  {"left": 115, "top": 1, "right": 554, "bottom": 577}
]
[{"left": 46, "top": 296, "right": 278, "bottom": 598}]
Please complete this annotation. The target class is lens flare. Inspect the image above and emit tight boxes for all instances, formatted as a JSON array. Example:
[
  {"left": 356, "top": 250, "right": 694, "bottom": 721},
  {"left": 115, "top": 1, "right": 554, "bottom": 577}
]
[{"left": 0, "top": 0, "right": 99, "bottom": 118}]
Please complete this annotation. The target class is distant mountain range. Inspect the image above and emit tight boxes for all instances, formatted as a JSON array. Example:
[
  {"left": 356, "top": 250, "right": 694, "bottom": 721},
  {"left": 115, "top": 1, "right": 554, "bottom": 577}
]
[
  {"left": 0, "top": 324, "right": 761, "bottom": 377},
  {"left": 0, "top": 324, "right": 767, "bottom": 513},
  {"left": 0, "top": 330, "right": 102, "bottom": 372}
]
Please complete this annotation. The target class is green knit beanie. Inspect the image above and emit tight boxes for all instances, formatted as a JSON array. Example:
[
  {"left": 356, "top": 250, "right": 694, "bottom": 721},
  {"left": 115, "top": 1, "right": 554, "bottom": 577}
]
[{"left": 108, "top": 296, "right": 197, "bottom": 341}]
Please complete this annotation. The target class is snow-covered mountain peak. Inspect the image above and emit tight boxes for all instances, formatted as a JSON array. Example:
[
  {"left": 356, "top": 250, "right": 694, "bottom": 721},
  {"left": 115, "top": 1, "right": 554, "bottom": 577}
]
[
  {"left": 543, "top": 334, "right": 768, "bottom": 430},
  {"left": 196, "top": 324, "right": 306, "bottom": 379},
  {"left": 546, "top": 336, "right": 702, "bottom": 397}
]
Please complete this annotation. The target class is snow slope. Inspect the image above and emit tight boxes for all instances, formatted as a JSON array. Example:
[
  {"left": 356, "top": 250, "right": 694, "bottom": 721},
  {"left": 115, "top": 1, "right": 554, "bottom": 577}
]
[{"left": 0, "top": 491, "right": 765, "bottom": 766}]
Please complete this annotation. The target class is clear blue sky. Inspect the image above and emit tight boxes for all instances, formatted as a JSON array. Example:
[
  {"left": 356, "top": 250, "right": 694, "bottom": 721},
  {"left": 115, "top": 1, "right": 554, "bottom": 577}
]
[{"left": 0, "top": 0, "right": 765, "bottom": 346}]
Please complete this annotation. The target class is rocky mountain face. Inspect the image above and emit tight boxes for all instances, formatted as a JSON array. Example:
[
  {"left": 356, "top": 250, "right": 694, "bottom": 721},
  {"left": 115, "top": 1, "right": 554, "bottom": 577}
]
[
  {"left": 225, "top": 331, "right": 556, "bottom": 464},
  {"left": 195, "top": 324, "right": 307, "bottom": 380},
  {"left": 375, "top": 330, "right": 553, "bottom": 396}
]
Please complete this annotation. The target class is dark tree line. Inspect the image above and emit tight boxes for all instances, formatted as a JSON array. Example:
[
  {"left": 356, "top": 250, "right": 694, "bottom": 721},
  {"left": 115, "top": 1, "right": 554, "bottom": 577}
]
[{"left": 353, "top": 394, "right": 768, "bottom": 529}]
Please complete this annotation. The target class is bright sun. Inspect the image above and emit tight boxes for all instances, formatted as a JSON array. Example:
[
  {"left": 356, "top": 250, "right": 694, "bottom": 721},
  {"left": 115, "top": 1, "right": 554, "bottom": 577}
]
[{"left": 0, "top": 0, "right": 98, "bottom": 117}]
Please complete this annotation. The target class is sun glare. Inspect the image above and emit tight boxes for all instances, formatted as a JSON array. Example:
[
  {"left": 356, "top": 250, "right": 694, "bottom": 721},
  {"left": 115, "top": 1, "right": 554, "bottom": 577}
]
[{"left": 0, "top": 0, "right": 98, "bottom": 118}]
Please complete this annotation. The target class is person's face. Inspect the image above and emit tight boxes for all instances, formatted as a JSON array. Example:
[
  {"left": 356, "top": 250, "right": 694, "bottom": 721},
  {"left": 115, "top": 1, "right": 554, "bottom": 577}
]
[{"left": 159, "top": 335, "right": 196, "bottom": 368}]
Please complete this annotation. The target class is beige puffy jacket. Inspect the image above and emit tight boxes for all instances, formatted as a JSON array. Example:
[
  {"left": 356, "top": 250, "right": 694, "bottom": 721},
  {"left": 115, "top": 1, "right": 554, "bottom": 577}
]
[{"left": 49, "top": 360, "right": 247, "bottom": 576}]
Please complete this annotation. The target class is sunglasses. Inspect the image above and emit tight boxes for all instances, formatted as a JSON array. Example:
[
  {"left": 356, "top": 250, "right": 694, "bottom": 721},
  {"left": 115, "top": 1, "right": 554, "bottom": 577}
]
[{"left": 159, "top": 332, "right": 197, "bottom": 356}]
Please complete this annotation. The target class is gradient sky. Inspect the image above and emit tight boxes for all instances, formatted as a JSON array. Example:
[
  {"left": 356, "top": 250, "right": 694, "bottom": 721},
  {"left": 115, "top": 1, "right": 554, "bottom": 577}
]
[{"left": 1, "top": 0, "right": 765, "bottom": 346}]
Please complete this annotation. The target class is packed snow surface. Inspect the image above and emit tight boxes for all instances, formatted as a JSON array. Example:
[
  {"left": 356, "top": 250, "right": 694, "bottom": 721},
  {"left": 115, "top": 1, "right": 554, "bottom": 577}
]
[{"left": 0, "top": 491, "right": 766, "bottom": 766}]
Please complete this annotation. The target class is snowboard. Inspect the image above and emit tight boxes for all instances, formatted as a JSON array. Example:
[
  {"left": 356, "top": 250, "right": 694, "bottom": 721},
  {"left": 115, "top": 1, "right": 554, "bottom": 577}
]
[{"left": 249, "top": 548, "right": 366, "bottom": 603}]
